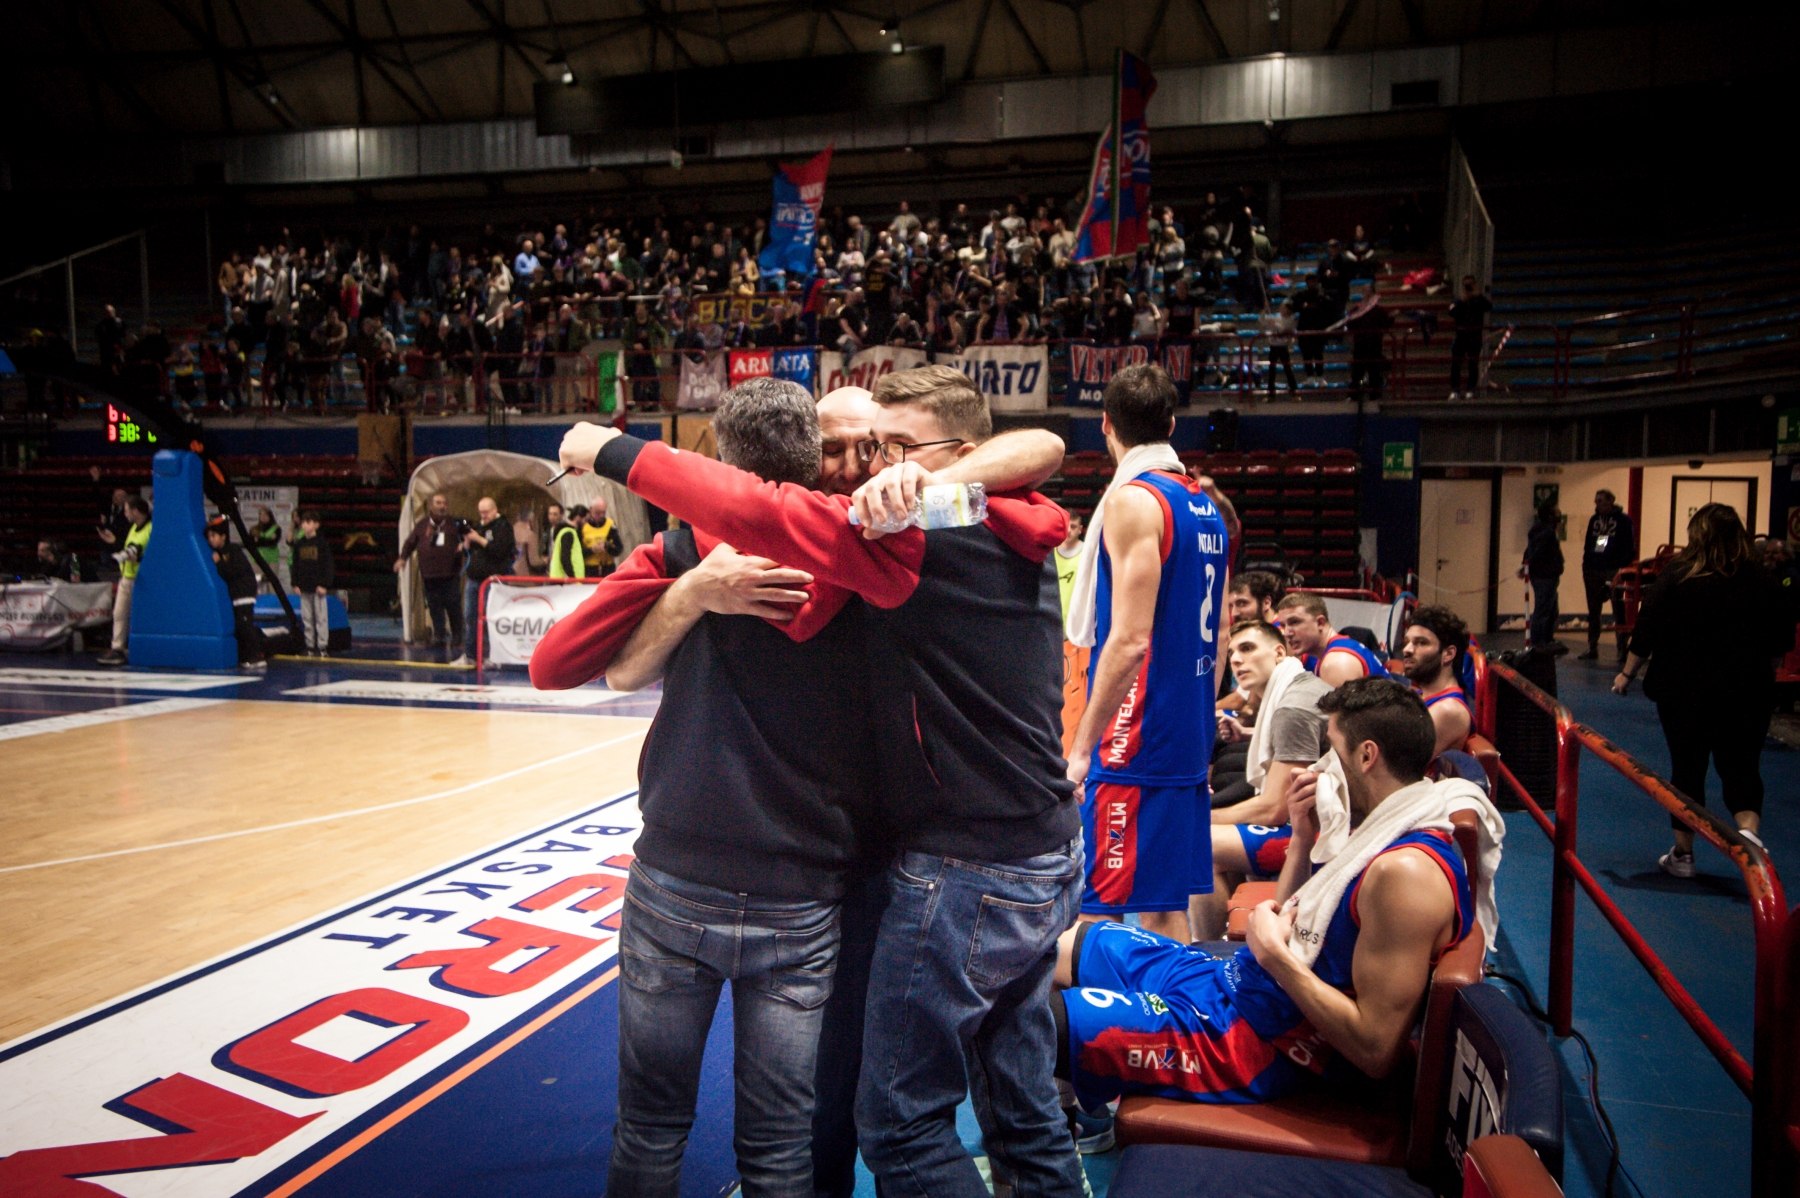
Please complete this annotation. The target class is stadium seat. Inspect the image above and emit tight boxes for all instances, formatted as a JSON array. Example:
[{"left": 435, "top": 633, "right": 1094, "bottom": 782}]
[
  {"left": 1463, "top": 735, "right": 1501, "bottom": 792},
  {"left": 1109, "top": 983, "right": 1561, "bottom": 1194},
  {"left": 1126, "top": 812, "right": 1492, "bottom": 1170}
]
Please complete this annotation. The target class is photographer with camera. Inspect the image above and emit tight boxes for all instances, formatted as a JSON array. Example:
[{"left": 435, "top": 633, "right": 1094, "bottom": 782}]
[
  {"left": 460, "top": 496, "right": 515, "bottom": 669},
  {"left": 97, "top": 496, "right": 151, "bottom": 666},
  {"left": 394, "top": 491, "right": 467, "bottom": 663}
]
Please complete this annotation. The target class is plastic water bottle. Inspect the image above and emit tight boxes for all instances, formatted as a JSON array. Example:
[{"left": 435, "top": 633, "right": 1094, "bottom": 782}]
[{"left": 847, "top": 482, "right": 990, "bottom": 534}]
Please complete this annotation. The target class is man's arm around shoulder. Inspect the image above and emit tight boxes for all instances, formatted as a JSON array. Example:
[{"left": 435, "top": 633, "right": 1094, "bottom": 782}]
[
  {"left": 563, "top": 422, "right": 923, "bottom": 608},
  {"left": 530, "top": 539, "right": 674, "bottom": 691}
]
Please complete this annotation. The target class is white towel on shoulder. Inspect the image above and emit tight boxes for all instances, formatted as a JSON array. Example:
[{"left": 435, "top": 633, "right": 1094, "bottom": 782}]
[
  {"left": 1244, "top": 655, "right": 1308, "bottom": 790},
  {"left": 1063, "top": 441, "right": 1184, "bottom": 648},
  {"left": 1286, "top": 768, "right": 1505, "bottom": 969}
]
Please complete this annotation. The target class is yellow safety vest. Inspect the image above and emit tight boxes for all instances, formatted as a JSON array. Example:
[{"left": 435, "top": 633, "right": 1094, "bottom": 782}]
[
  {"left": 581, "top": 519, "right": 617, "bottom": 570},
  {"left": 549, "top": 525, "right": 586, "bottom": 579},
  {"left": 123, "top": 520, "right": 152, "bottom": 580}
]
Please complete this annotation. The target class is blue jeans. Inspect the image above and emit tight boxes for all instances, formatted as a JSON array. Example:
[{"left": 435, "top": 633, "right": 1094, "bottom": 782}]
[
  {"left": 855, "top": 840, "right": 1085, "bottom": 1198},
  {"left": 1529, "top": 577, "right": 1560, "bottom": 645},
  {"left": 609, "top": 862, "right": 840, "bottom": 1198}
]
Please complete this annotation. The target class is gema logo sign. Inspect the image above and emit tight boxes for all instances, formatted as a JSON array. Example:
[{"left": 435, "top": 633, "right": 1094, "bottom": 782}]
[{"left": 0, "top": 794, "right": 643, "bottom": 1197}]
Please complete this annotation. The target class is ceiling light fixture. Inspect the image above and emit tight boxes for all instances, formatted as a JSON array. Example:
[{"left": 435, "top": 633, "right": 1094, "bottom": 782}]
[{"left": 548, "top": 54, "right": 575, "bottom": 85}]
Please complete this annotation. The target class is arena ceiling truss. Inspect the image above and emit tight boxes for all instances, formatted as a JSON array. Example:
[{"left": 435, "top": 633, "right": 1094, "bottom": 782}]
[{"left": 11, "top": 0, "right": 1616, "bottom": 139}]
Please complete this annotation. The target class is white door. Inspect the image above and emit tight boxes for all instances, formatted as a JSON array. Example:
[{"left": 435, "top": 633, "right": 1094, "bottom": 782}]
[
  {"left": 1419, "top": 479, "right": 1491, "bottom": 633},
  {"left": 1671, "top": 477, "right": 1754, "bottom": 545}
]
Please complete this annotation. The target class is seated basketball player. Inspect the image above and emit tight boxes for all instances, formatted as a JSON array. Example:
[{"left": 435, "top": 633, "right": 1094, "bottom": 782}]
[
  {"left": 1216, "top": 571, "right": 1286, "bottom": 718},
  {"left": 1052, "top": 679, "right": 1481, "bottom": 1108},
  {"left": 1191, "top": 620, "right": 1329, "bottom": 940},
  {"left": 1398, "top": 604, "right": 1473, "bottom": 759},
  {"left": 1275, "top": 591, "right": 1390, "bottom": 685}
]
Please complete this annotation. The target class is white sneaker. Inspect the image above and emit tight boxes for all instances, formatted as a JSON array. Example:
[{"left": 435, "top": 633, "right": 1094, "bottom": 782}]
[
  {"left": 1659, "top": 848, "right": 1696, "bottom": 879},
  {"left": 1447, "top": 390, "right": 1459, "bottom": 401},
  {"left": 1739, "top": 828, "right": 1765, "bottom": 849},
  {"left": 447, "top": 655, "right": 472, "bottom": 667}
]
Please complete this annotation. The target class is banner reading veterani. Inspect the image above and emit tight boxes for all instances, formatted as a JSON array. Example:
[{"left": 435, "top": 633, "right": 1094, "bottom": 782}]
[{"left": 1067, "top": 342, "right": 1152, "bottom": 406}]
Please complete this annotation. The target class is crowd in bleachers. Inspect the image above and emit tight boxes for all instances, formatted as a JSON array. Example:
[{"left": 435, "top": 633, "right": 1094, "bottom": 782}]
[{"left": 64, "top": 188, "right": 1441, "bottom": 415}]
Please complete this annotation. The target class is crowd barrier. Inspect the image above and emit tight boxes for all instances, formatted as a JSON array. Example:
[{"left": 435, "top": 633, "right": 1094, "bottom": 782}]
[{"left": 1471, "top": 649, "right": 1796, "bottom": 1195}]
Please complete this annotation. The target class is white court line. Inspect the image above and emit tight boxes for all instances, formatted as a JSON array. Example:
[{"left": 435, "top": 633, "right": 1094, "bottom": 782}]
[
  {"left": 0, "top": 727, "right": 648, "bottom": 875},
  {"left": 0, "top": 697, "right": 226, "bottom": 743},
  {"left": 0, "top": 668, "right": 250, "bottom": 693}
]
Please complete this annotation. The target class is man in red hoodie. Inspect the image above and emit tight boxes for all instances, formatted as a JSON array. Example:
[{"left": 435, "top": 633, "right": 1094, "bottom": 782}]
[{"left": 555, "top": 366, "right": 1086, "bottom": 1198}]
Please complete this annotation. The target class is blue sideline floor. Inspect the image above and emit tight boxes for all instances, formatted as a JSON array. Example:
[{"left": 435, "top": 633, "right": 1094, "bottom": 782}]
[
  {"left": 1486, "top": 635, "right": 1786, "bottom": 1198},
  {"left": 1, "top": 634, "right": 1785, "bottom": 1196}
]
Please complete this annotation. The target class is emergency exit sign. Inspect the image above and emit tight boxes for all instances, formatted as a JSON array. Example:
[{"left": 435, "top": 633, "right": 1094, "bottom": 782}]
[
  {"left": 1382, "top": 442, "right": 1414, "bottom": 480},
  {"left": 1779, "top": 408, "right": 1800, "bottom": 453}
]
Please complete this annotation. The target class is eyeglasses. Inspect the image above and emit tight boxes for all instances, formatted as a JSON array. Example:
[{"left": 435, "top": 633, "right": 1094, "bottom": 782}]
[{"left": 855, "top": 438, "right": 963, "bottom": 466}]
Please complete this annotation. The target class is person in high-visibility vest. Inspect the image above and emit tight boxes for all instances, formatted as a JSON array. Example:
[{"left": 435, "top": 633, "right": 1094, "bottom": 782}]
[
  {"left": 579, "top": 498, "right": 623, "bottom": 576},
  {"left": 1054, "top": 513, "right": 1089, "bottom": 760},
  {"left": 546, "top": 503, "right": 585, "bottom": 579},
  {"left": 250, "top": 507, "right": 282, "bottom": 593},
  {"left": 98, "top": 496, "right": 151, "bottom": 666}
]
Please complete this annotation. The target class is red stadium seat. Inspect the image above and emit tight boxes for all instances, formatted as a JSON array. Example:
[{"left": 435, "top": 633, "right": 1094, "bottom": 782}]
[
  {"left": 1463, "top": 1136, "right": 1566, "bottom": 1198},
  {"left": 1117, "top": 916, "right": 1487, "bottom": 1170}
]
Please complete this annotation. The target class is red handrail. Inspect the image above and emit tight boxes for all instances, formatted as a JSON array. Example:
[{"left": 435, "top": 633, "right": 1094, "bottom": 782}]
[{"left": 1473, "top": 650, "right": 1792, "bottom": 1195}]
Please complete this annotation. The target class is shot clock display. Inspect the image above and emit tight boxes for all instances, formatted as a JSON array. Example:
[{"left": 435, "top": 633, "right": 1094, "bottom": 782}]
[{"left": 105, "top": 404, "right": 156, "bottom": 446}]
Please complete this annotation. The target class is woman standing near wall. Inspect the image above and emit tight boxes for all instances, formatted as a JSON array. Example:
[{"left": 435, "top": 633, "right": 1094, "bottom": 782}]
[{"left": 1612, "top": 503, "right": 1793, "bottom": 876}]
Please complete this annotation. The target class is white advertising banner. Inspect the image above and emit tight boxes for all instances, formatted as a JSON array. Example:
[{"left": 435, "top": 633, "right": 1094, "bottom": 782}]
[
  {"left": 939, "top": 344, "right": 1051, "bottom": 412},
  {"left": 817, "top": 346, "right": 929, "bottom": 394},
  {"left": 482, "top": 579, "right": 599, "bottom": 666},
  {"left": 0, "top": 581, "right": 114, "bottom": 651},
  {"left": 0, "top": 792, "right": 644, "bottom": 1198}
]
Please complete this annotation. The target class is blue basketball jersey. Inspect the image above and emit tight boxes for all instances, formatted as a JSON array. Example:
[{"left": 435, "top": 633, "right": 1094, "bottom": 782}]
[
  {"left": 1225, "top": 829, "right": 1473, "bottom": 1071},
  {"left": 1088, "top": 470, "right": 1231, "bottom": 785},
  {"left": 1312, "top": 634, "right": 1389, "bottom": 680},
  {"left": 1422, "top": 686, "right": 1471, "bottom": 718}
]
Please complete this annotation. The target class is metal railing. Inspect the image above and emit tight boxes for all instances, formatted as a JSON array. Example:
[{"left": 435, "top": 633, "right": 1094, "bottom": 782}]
[{"left": 1472, "top": 651, "right": 1792, "bottom": 1195}]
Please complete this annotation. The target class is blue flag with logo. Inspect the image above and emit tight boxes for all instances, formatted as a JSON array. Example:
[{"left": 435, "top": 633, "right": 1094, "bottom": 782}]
[
  {"left": 773, "top": 348, "right": 817, "bottom": 395},
  {"left": 758, "top": 146, "right": 833, "bottom": 279}
]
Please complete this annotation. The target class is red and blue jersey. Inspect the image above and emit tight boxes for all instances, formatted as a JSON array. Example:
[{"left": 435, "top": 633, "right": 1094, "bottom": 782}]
[
  {"left": 1421, "top": 685, "right": 1472, "bottom": 719},
  {"left": 1063, "top": 828, "right": 1474, "bottom": 1107},
  {"left": 1088, "top": 470, "right": 1231, "bottom": 785},
  {"left": 1307, "top": 634, "right": 1390, "bottom": 681}
]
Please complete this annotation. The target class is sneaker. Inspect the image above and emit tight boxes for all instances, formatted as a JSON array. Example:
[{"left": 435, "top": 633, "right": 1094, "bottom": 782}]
[
  {"left": 1577, "top": 648, "right": 1599, "bottom": 661},
  {"left": 1547, "top": 641, "right": 1570, "bottom": 656},
  {"left": 1659, "top": 848, "right": 1696, "bottom": 879},
  {"left": 1068, "top": 1106, "right": 1116, "bottom": 1155},
  {"left": 1447, "top": 390, "right": 1459, "bottom": 401},
  {"left": 447, "top": 655, "right": 472, "bottom": 667},
  {"left": 1739, "top": 828, "right": 1765, "bottom": 850},
  {"left": 97, "top": 650, "right": 127, "bottom": 666}
]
